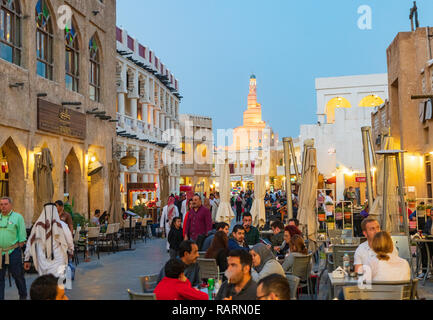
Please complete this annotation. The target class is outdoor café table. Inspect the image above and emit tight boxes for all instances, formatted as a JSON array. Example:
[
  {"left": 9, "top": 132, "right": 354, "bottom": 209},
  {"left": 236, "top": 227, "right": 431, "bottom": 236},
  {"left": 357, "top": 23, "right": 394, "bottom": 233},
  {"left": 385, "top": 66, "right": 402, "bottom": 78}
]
[
  {"left": 411, "top": 238, "right": 433, "bottom": 285},
  {"left": 327, "top": 273, "right": 360, "bottom": 299}
]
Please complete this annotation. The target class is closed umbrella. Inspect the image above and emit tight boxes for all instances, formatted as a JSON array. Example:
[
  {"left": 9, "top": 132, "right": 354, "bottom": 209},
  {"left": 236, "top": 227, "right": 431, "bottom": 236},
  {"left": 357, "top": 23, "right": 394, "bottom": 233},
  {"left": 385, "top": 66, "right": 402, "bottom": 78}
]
[
  {"left": 297, "top": 148, "right": 319, "bottom": 251},
  {"left": 159, "top": 166, "right": 170, "bottom": 210},
  {"left": 108, "top": 160, "right": 121, "bottom": 223},
  {"left": 369, "top": 137, "right": 400, "bottom": 233},
  {"left": 215, "top": 161, "right": 235, "bottom": 224},
  {"left": 251, "top": 162, "right": 266, "bottom": 228},
  {"left": 33, "top": 148, "right": 54, "bottom": 223}
]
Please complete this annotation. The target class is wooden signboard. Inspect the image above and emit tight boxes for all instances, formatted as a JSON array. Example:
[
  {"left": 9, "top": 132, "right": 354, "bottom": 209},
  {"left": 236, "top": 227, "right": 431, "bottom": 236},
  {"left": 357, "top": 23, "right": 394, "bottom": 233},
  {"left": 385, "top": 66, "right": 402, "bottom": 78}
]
[{"left": 37, "top": 99, "right": 86, "bottom": 140}]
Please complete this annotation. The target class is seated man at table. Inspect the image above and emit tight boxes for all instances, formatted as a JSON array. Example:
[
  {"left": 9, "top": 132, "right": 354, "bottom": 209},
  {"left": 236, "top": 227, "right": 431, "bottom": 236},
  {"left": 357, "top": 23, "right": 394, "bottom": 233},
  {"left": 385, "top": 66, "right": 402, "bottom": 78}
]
[
  {"left": 215, "top": 249, "right": 257, "bottom": 300},
  {"left": 270, "top": 221, "right": 285, "bottom": 253},
  {"left": 243, "top": 213, "right": 260, "bottom": 246},
  {"left": 256, "top": 274, "right": 291, "bottom": 300},
  {"left": 354, "top": 218, "right": 398, "bottom": 273},
  {"left": 154, "top": 259, "right": 208, "bottom": 300},
  {"left": 228, "top": 225, "right": 250, "bottom": 251},
  {"left": 201, "top": 222, "right": 229, "bottom": 251},
  {"left": 157, "top": 240, "right": 201, "bottom": 287}
]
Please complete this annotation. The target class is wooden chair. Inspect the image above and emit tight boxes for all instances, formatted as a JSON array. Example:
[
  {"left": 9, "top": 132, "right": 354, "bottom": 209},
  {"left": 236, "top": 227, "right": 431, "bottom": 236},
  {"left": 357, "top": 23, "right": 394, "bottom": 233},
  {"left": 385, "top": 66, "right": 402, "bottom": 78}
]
[
  {"left": 343, "top": 285, "right": 404, "bottom": 300},
  {"left": 127, "top": 289, "right": 156, "bottom": 300},
  {"left": 99, "top": 224, "right": 116, "bottom": 253},
  {"left": 87, "top": 227, "right": 100, "bottom": 260},
  {"left": 139, "top": 274, "right": 159, "bottom": 293},
  {"left": 197, "top": 258, "right": 221, "bottom": 282}
]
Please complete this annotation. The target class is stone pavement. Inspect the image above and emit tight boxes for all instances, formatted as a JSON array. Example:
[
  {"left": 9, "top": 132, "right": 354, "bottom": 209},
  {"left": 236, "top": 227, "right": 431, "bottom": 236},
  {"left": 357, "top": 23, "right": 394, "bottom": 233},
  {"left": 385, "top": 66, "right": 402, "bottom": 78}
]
[
  {"left": 4, "top": 235, "right": 433, "bottom": 300},
  {"left": 4, "top": 237, "right": 170, "bottom": 300}
]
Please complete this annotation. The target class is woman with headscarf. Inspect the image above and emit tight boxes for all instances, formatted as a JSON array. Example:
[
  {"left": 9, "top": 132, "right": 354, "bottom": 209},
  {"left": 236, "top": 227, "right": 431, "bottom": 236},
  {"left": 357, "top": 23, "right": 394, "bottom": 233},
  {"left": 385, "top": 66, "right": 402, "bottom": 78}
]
[
  {"left": 250, "top": 243, "right": 285, "bottom": 282},
  {"left": 160, "top": 196, "right": 179, "bottom": 251},
  {"left": 24, "top": 203, "right": 74, "bottom": 282}
]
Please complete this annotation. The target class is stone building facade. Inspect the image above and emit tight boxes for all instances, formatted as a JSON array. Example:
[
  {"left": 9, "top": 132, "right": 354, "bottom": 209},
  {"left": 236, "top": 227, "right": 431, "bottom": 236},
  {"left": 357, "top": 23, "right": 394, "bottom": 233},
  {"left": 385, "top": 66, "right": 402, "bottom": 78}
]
[
  {"left": 115, "top": 27, "right": 181, "bottom": 208},
  {"left": 374, "top": 27, "right": 433, "bottom": 199},
  {"left": 0, "top": 0, "right": 117, "bottom": 225},
  {"left": 179, "top": 114, "right": 213, "bottom": 195}
]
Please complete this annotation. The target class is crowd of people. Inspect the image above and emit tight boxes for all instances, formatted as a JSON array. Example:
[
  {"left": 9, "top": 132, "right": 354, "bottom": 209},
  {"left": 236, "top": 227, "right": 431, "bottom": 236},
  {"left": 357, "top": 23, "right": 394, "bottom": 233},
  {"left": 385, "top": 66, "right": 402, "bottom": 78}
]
[{"left": 152, "top": 190, "right": 310, "bottom": 300}]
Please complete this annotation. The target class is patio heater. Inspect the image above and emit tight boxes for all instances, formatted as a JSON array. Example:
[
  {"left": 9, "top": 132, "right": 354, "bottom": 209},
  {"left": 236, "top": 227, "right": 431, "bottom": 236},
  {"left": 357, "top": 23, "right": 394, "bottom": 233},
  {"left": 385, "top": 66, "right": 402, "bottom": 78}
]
[
  {"left": 361, "top": 126, "right": 377, "bottom": 207},
  {"left": 376, "top": 150, "right": 408, "bottom": 235}
]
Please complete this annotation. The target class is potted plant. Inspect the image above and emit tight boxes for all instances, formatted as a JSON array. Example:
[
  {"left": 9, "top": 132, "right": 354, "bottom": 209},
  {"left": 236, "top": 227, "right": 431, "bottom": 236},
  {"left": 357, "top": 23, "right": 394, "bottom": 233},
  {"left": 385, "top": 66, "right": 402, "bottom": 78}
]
[
  {"left": 417, "top": 204, "right": 426, "bottom": 217},
  {"left": 407, "top": 199, "right": 416, "bottom": 210},
  {"left": 427, "top": 204, "right": 432, "bottom": 216},
  {"left": 318, "top": 206, "right": 326, "bottom": 222},
  {"left": 326, "top": 215, "right": 335, "bottom": 230},
  {"left": 325, "top": 201, "right": 334, "bottom": 213},
  {"left": 335, "top": 207, "right": 343, "bottom": 221}
]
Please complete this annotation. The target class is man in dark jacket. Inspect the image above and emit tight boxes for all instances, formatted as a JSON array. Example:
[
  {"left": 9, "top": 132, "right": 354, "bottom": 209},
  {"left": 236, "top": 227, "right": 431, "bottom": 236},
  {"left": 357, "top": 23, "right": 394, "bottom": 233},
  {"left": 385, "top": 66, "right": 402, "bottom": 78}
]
[
  {"left": 157, "top": 240, "right": 201, "bottom": 287},
  {"left": 215, "top": 249, "right": 257, "bottom": 300},
  {"left": 228, "top": 225, "right": 250, "bottom": 251},
  {"left": 201, "top": 222, "right": 229, "bottom": 251},
  {"left": 243, "top": 213, "right": 260, "bottom": 246}
]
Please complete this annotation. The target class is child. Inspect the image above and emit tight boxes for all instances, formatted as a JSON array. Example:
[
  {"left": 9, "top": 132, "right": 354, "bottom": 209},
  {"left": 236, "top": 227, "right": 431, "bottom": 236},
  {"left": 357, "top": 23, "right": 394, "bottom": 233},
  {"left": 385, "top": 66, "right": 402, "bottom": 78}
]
[{"left": 168, "top": 217, "right": 183, "bottom": 259}]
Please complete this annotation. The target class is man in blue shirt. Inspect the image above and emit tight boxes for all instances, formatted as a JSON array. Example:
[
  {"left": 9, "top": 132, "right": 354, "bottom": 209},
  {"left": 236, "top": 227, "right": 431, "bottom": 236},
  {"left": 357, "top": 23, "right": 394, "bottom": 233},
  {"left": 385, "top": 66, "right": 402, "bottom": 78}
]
[{"left": 228, "top": 225, "right": 250, "bottom": 251}]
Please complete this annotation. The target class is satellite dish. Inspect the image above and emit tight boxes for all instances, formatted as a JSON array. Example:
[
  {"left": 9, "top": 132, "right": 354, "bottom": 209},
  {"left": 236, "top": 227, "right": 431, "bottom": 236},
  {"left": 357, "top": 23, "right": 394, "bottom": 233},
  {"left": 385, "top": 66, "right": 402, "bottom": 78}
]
[{"left": 88, "top": 161, "right": 103, "bottom": 176}]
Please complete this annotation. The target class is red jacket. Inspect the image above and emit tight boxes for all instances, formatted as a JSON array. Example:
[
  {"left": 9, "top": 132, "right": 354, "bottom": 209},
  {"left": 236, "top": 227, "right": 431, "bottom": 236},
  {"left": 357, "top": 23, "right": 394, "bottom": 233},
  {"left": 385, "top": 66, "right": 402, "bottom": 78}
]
[{"left": 154, "top": 277, "right": 208, "bottom": 300}]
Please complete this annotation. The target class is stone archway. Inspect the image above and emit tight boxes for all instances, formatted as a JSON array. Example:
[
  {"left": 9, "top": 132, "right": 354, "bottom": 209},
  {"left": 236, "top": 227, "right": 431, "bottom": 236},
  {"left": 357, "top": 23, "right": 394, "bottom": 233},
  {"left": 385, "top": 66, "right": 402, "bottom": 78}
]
[
  {"left": 325, "top": 97, "right": 352, "bottom": 124},
  {"left": 64, "top": 148, "right": 82, "bottom": 212},
  {"left": 0, "top": 137, "right": 25, "bottom": 216}
]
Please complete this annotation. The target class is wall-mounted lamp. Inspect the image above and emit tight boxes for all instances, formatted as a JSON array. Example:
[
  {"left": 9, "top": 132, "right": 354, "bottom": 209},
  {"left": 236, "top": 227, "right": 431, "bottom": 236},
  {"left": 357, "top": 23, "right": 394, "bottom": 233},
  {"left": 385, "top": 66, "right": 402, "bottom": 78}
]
[
  {"left": 37, "top": 93, "right": 48, "bottom": 97},
  {"left": 92, "top": 10, "right": 100, "bottom": 16},
  {"left": 62, "top": 101, "right": 82, "bottom": 110}
]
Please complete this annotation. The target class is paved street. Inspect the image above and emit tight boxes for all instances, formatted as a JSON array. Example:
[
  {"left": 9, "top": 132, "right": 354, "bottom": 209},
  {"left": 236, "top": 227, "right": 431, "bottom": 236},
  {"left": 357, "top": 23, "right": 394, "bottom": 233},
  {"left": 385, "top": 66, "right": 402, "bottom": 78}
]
[{"left": 5, "top": 238, "right": 169, "bottom": 300}]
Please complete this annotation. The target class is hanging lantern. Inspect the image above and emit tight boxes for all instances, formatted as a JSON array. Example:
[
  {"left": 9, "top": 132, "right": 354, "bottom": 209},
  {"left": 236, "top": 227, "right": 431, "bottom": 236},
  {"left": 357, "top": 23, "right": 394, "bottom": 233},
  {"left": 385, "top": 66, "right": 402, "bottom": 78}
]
[
  {"left": 120, "top": 154, "right": 137, "bottom": 167},
  {"left": 88, "top": 161, "right": 103, "bottom": 176}
]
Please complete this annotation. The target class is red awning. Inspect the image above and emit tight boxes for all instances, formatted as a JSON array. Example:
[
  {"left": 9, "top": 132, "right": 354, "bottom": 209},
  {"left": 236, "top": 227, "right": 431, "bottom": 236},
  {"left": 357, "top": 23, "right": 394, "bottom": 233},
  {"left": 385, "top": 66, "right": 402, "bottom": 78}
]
[
  {"left": 326, "top": 176, "right": 336, "bottom": 184},
  {"left": 180, "top": 186, "right": 193, "bottom": 192}
]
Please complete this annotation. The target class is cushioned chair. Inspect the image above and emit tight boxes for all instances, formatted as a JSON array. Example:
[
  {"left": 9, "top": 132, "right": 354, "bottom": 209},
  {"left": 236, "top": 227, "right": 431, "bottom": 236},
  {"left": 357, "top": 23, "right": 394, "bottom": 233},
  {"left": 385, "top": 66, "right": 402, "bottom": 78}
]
[{"left": 127, "top": 289, "right": 156, "bottom": 300}]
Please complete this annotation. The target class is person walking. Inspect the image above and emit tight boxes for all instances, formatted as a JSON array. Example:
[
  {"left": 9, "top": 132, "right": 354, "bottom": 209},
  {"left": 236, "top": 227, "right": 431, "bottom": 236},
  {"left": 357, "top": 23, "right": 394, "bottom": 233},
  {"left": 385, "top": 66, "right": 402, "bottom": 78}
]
[
  {"left": 184, "top": 195, "right": 212, "bottom": 242},
  {"left": 0, "top": 197, "right": 28, "bottom": 300},
  {"left": 24, "top": 203, "right": 74, "bottom": 283},
  {"left": 168, "top": 217, "right": 183, "bottom": 259},
  {"left": 54, "top": 200, "right": 73, "bottom": 235},
  {"left": 160, "top": 196, "right": 180, "bottom": 251},
  {"left": 235, "top": 194, "right": 243, "bottom": 222}
]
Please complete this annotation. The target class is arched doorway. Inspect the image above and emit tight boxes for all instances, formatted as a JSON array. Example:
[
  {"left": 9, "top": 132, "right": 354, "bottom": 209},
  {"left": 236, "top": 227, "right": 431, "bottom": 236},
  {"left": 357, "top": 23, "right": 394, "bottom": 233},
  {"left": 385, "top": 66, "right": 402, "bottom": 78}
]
[
  {"left": 0, "top": 138, "right": 25, "bottom": 216},
  {"left": 64, "top": 148, "right": 81, "bottom": 210},
  {"left": 325, "top": 97, "right": 352, "bottom": 124},
  {"left": 359, "top": 94, "right": 384, "bottom": 107}
]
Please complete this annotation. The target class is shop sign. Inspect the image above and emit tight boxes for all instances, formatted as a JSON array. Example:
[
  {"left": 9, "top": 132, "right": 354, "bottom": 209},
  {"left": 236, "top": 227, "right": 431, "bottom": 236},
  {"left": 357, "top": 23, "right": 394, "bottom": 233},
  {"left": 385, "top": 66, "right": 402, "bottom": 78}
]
[{"left": 37, "top": 99, "right": 86, "bottom": 140}]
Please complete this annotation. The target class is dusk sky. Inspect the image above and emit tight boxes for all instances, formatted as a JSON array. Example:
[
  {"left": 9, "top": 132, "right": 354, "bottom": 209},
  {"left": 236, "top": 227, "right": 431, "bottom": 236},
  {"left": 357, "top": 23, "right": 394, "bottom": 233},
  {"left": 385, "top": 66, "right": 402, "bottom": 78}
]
[{"left": 117, "top": 0, "right": 433, "bottom": 139}]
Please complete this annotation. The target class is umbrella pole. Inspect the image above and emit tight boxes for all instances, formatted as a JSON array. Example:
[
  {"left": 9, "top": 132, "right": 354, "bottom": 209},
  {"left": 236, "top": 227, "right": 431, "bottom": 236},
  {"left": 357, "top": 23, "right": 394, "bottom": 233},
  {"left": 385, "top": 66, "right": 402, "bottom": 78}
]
[{"left": 283, "top": 138, "right": 293, "bottom": 220}]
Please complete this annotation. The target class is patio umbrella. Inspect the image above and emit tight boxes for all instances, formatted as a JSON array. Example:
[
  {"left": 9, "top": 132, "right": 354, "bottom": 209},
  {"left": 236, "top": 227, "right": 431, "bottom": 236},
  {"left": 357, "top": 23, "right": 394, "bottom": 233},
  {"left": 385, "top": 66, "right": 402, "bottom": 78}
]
[
  {"left": 159, "top": 166, "right": 170, "bottom": 210},
  {"left": 108, "top": 160, "right": 122, "bottom": 223},
  {"left": 250, "top": 162, "right": 266, "bottom": 228},
  {"left": 369, "top": 137, "right": 400, "bottom": 233},
  {"left": 215, "top": 161, "right": 235, "bottom": 224},
  {"left": 33, "top": 148, "right": 54, "bottom": 223},
  {"left": 297, "top": 148, "right": 319, "bottom": 251}
]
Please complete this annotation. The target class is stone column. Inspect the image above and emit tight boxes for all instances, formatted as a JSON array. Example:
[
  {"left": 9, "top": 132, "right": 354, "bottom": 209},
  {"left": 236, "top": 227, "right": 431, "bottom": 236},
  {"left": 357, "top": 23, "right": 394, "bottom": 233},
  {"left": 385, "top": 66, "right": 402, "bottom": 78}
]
[
  {"left": 131, "top": 172, "right": 138, "bottom": 205},
  {"left": 117, "top": 93, "right": 125, "bottom": 127},
  {"left": 130, "top": 98, "right": 138, "bottom": 131}
]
